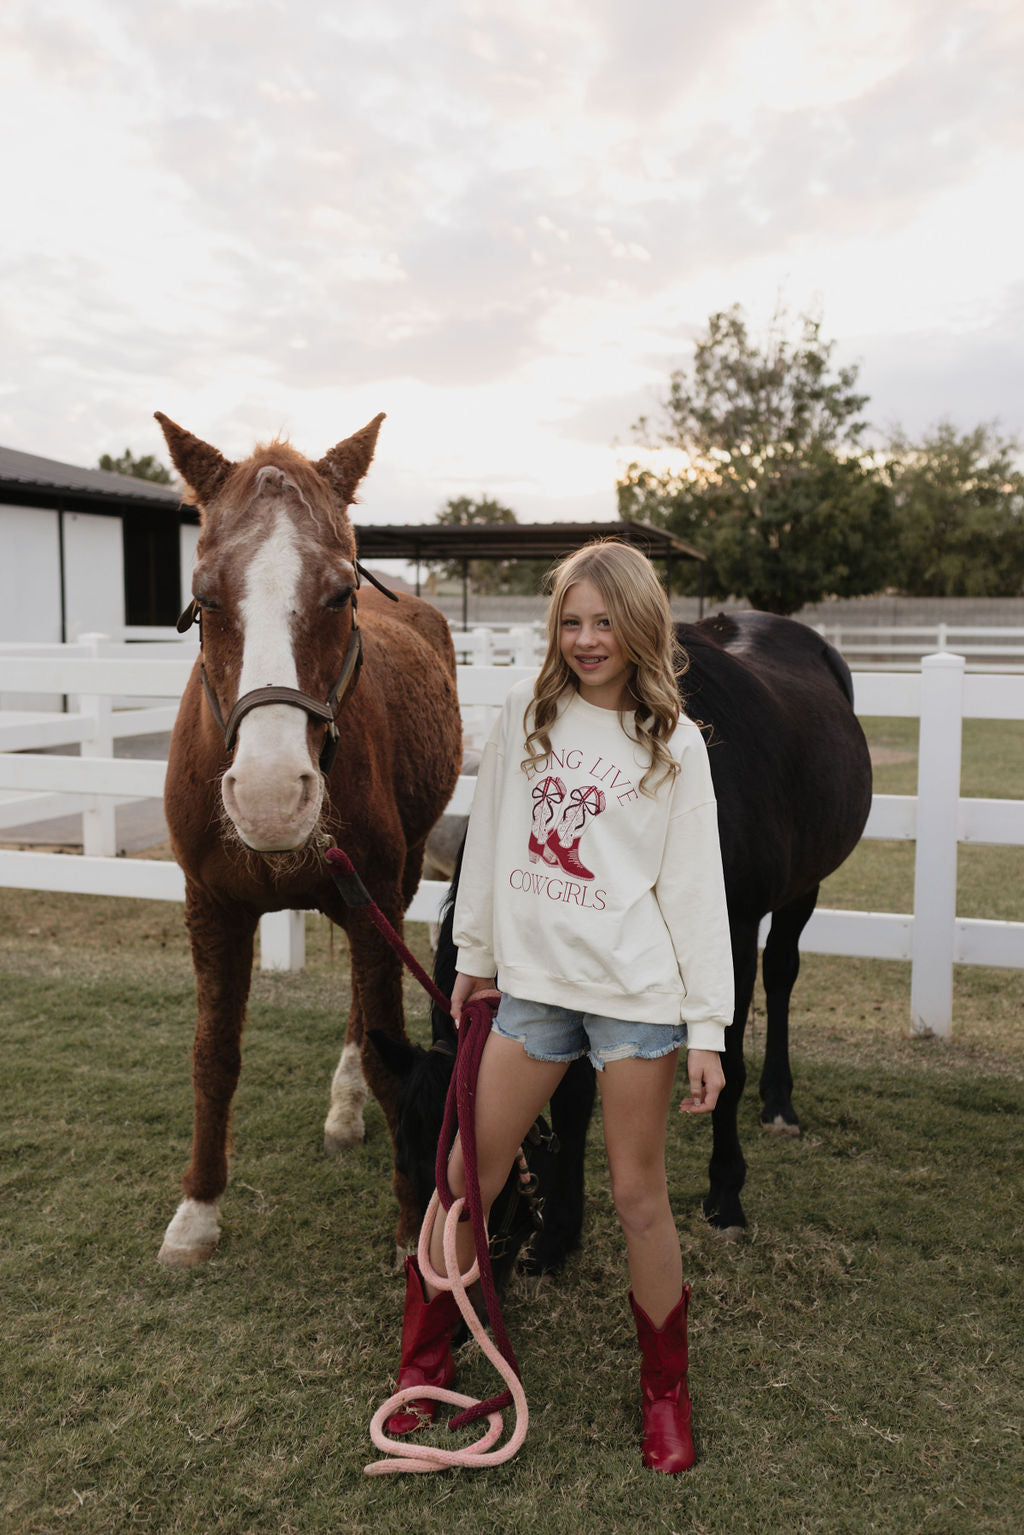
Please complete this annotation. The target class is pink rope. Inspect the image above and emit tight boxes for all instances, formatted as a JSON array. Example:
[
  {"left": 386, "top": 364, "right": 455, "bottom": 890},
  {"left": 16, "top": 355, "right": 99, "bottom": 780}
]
[
  {"left": 363, "top": 1194, "right": 529, "bottom": 1474},
  {"left": 323, "top": 847, "right": 452, "bottom": 1016},
  {"left": 322, "top": 849, "right": 529, "bottom": 1475}
]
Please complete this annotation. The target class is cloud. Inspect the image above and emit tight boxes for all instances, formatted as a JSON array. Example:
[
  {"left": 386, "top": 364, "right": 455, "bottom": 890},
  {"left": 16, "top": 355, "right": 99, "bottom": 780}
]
[
  {"left": 2, "top": 0, "right": 1022, "bottom": 515},
  {"left": 853, "top": 286, "right": 1024, "bottom": 443}
]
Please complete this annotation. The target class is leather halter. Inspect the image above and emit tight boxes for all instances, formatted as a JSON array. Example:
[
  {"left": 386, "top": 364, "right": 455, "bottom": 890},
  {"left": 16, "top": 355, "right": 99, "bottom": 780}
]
[{"left": 176, "top": 560, "right": 397, "bottom": 777}]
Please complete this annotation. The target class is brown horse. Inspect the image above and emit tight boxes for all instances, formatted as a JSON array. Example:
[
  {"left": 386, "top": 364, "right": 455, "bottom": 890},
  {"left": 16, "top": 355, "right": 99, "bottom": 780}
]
[{"left": 154, "top": 411, "right": 462, "bottom": 1266}]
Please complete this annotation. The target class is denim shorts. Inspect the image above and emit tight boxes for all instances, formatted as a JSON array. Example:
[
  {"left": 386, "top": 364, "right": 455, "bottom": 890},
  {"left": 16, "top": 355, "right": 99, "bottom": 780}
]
[{"left": 492, "top": 993, "right": 686, "bottom": 1072}]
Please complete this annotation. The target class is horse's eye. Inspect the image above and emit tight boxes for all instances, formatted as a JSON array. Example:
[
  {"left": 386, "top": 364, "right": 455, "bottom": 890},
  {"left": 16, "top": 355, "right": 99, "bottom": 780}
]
[
  {"left": 195, "top": 594, "right": 221, "bottom": 612},
  {"left": 325, "top": 586, "right": 354, "bottom": 611}
]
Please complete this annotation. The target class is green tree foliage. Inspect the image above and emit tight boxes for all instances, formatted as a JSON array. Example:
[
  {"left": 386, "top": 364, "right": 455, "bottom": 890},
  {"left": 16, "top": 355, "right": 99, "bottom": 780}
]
[
  {"left": 886, "top": 423, "right": 1024, "bottom": 596},
  {"left": 618, "top": 304, "right": 893, "bottom": 613},
  {"left": 432, "top": 495, "right": 545, "bottom": 594},
  {"left": 98, "top": 448, "right": 174, "bottom": 484}
]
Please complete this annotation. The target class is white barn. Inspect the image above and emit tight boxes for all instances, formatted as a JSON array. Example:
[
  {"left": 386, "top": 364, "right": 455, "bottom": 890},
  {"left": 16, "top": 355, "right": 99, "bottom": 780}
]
[{"left": 0, "top": 444, "right": 198, "bottom": 645}]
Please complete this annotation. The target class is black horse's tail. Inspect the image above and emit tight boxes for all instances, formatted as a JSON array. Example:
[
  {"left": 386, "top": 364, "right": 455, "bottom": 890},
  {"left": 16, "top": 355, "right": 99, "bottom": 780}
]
[
  {"left": 821, "top": 639, "right": 856, "bottom": 707},
  {"left": 430, "top": 836, "right": 465, "bottom": 1046}
]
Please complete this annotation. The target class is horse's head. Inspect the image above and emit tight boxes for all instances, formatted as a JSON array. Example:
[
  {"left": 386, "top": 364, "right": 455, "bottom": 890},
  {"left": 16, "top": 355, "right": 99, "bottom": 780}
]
[{"left": 156, "top": 410, "right": 385, "bottom": 853}]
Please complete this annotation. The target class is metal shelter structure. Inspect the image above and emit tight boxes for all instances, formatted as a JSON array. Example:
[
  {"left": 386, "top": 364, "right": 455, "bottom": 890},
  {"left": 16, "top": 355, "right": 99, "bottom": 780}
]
[{"left": 353, "top": 519, "right": 706, "bottom": 626}]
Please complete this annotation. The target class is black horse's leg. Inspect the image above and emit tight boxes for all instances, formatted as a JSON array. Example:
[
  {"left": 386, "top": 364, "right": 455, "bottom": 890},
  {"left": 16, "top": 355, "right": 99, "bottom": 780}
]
[
  {"left": 522, "top": 1058, "right": 596, "bottom": 1274},
  {"left": 704, "top": 915, "right": 758, "bottom": 1234},
  {"left": 759, "top": 884, "right": 819, "bottom": 1134}
]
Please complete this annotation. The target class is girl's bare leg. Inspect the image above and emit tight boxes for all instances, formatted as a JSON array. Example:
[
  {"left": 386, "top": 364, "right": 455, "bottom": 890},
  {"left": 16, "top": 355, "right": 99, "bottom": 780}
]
[
  {"left": 426, "top": 1032, "right": 569, "bottom": 1294},
  {"left": 598, "top": 1050, "right": 682, "bottom": 1325}
]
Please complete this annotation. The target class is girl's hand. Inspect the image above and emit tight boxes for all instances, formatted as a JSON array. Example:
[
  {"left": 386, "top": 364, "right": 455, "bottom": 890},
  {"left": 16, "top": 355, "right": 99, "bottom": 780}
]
[
  {"left": 450, "top": 971, "right": 498, "bottom": 1027},
  {"left": 679, "top": 1049, "right": 725, "bottom": 1114}
]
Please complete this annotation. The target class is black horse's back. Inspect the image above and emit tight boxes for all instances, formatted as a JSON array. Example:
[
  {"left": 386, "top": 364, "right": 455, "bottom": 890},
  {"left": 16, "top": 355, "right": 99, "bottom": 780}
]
[
  {"left": 679, "top": 611, "right": 872, "bottom": 924},
  {"left": 692, "top": 609, "right": 856, "bottom": 704},
  {"left": 676, "top": 609, "right": 872, "bottom": 1226}
]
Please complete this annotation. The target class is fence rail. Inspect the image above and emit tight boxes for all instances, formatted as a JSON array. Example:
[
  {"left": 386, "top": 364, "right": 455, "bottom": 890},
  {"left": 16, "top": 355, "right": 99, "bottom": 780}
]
[
  {"left": 812, "top": 623, "right": 1024, "bottom": 671},
  {"left": 444, "top": 621, "right": 1024, "bottom": 671},
  {"left": 1, "top": 643, "right": 1022, "bottom": 1037}
]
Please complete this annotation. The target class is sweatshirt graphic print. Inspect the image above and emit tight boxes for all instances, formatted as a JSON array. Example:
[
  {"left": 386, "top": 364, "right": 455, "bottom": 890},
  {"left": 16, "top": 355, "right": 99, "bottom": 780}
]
[{"left": 453, "top": 678, "right": 733, "bottom": 1052}]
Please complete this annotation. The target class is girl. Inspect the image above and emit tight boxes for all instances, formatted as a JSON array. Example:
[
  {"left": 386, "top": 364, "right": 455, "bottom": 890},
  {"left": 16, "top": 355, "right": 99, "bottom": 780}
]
[{"left": 387, "top": 539, "right": 732, "bottom": 1474}]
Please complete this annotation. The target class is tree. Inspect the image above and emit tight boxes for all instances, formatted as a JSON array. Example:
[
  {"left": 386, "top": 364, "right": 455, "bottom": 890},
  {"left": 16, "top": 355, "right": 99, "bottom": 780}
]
[
  {"left": 98, "top": 448, "right": 174, "bottom": 484},
  {"left": 885, "top": 423, "right": 1024, "bottom": 596},
  {"left": 431, "top": 495, "right": 545, "bottom": 595},
  {"left": 618, "top": 304, "right": 893, "bottom": 613}
]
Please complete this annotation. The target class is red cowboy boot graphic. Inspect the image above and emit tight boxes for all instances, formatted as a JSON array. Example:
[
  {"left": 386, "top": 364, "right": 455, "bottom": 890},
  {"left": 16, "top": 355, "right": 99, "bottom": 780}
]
[
  {"left": 529, "top": 776, "right": 566, "bottom": 864},
  {"left": 546, "top": 785, "right": 606, "bottom": 880}
]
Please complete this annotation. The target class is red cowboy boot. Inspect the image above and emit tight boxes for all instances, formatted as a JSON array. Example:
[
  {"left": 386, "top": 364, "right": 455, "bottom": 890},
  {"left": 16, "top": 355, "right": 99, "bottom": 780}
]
[
  {"left": 629, "top": 1286, "right": 695, "bottom": 1473},
  {"left": 546, "top": 785, "right": 605, "bottom": 880},
  {"left": 529, "top": 776, "right": 565, "bottom": 864},
  {"left": 385, "top": 1256, "right": 461, "bottom": 1436}
]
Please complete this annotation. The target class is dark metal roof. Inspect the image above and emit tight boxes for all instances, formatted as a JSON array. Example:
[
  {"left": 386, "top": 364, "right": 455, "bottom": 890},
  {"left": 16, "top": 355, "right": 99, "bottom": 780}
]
[
  {"left": 0, "top": 443, "right": 191, "bottom": 520},
  {"left": 354, "top": 519, "right": 704, "bottom": 564},
  {"left": 0, "top": 449, "right": 701, "bottom": 567}
]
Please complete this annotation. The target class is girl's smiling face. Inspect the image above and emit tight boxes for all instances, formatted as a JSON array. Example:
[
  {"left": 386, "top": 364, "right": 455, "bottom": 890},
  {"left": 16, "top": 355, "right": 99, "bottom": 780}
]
[{"left": 559, "top": 578, "right": 633, "bottom": 710}]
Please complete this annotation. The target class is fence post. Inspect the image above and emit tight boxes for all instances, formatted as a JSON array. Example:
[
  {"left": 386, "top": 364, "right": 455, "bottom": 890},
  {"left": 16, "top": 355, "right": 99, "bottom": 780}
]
[
  {"left": 471, "top": 627, "right": 493, "bottom": 663},
  {"left": 77, "top": 634, "right": 118, "bottom": 857},
  {"left": 509, "top": 626, "right": 537, "bottom": 666},
  {"left": 909, "top": 652, "right": 965, "bottom": 1038},
  {"left": 259, "top": 910, "right": 306, "bottom": 971}
]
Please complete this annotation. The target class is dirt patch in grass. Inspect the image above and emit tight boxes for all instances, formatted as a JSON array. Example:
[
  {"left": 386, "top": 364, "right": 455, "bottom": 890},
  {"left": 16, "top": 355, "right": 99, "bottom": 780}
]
[{"left": 868, "top": 744, "right": 916, "bottom": 767}]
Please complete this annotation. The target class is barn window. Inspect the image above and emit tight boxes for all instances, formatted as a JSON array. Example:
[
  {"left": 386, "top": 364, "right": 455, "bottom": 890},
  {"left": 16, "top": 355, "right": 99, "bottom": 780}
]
[{"left": 123, "top": 516, "right": 181, "bottom": 626}]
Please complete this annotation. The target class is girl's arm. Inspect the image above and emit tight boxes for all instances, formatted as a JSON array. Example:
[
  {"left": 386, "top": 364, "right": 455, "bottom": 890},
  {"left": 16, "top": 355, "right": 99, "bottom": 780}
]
[
  {"left": 655, "top": 736, "right": 734, "bottom": 1091},
  {"left": 452, "top": 713, "right": 506, "bottom": 981},
  {"left": 655, "top": 794, "right": 734, "bottom": 1052}
]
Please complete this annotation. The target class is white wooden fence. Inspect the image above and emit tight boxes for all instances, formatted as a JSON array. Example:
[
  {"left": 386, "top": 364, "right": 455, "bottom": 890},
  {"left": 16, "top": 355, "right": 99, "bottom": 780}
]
[
  {"left": 1, "top": 645, "right": 1022, "bottom": 1038},
  {"left": 813, "top": 623, "right": 1024, "bottom": 671},
  {"left": 448, "top": 622, "right": 1024, "bottom": 673}
]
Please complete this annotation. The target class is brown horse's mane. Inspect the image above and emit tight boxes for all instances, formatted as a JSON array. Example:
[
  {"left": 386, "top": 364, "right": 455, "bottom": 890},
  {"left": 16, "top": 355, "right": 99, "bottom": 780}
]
[{"left": 200, "top": 440, "right": 355, "bottom": 552}]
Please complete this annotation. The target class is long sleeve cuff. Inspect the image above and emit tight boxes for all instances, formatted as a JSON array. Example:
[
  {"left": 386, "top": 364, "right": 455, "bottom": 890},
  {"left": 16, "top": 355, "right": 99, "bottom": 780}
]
[
  {"left": 456, "top": 944, "right": 496, "bottom": 981},
  {"left": 685, "top": 1020, "right": 727, "bottom": 1053}
]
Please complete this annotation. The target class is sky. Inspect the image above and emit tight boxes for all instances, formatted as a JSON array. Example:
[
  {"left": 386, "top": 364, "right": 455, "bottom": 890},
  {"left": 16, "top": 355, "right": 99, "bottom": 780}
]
[{"left": 1, "top": 0, "right": 1022, "bottom": 534}]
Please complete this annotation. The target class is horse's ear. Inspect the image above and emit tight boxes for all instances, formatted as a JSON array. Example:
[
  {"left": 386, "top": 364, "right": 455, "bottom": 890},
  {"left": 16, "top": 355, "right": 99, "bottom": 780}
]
[
  {"left": 314, "top": 412, "right": 386, "bottom": 507},
  {"left": 154, "top": 412, "right": 234, "bottom": 507}
]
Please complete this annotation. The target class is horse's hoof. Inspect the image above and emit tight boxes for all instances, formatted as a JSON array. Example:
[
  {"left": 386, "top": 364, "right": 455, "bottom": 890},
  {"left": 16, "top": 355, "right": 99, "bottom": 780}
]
[
  {"left": 761, "top": 1115, "right": 801, "bottom": 1137},
  {"left": 158, "top": 1239, "right": 217, "bottom": 1267},
  {"left": 712, "top": 1224, "right": 746, "bottom": 1243},
  {"left": 158, "top": 1197, "right": 220, "bottom": 1266},
  {"left": 323, "top": 1121, "right": 365, "bottom": 1154}
]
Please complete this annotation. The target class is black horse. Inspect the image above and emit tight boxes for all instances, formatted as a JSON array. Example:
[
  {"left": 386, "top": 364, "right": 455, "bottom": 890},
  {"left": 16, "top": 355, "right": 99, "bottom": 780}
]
[{"left": 377, "top": 610, "right": 872, "bottom": 1262}]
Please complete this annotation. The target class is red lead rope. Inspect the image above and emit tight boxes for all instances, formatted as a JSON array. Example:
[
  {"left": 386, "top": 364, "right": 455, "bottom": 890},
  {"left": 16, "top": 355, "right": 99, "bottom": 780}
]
[{"left": 323, "top": 848, "right": 527, "bottom": 1473}]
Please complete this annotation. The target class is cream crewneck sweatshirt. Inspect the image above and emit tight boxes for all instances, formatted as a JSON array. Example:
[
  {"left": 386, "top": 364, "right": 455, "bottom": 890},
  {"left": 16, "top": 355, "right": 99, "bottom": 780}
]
[{"left": 453, "top": 677, "right": 733, "bottom": 1052}]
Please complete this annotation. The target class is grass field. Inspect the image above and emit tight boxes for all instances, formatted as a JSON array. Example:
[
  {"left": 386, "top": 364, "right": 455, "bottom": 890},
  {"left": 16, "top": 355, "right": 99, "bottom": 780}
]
[{"left": 2, "top": 717, "right": 1022, "bottom": 1533}]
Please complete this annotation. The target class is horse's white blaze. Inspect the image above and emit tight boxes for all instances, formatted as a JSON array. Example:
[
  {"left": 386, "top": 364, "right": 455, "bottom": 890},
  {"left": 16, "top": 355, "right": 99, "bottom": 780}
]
[
  {"left": 221, "top": 506, "right": 325, "bottom": 850},
  {"left": 324, "top": 1042, "right": 368, "bottom": 1151},
  {"left": 158, "top": 1197, "right": 221, "bottom": 1266}
]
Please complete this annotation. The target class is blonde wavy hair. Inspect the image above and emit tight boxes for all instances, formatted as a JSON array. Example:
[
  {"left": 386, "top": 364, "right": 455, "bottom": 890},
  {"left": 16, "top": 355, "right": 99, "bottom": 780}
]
[{"left": 522, "top": 540, "right": 688, "bottom": 794}]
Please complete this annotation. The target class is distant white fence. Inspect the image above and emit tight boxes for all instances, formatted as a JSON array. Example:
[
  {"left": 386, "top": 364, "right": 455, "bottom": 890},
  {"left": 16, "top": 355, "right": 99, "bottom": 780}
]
[
  {"left": 813, "top": 623, "right": 1024, "bottom": 671},
  {"left": 0, "top": 643, "right": 1022, "bottom": 1037},
  {"left": 449, "top": 621, "right": 1024, "bottom": 672}
]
